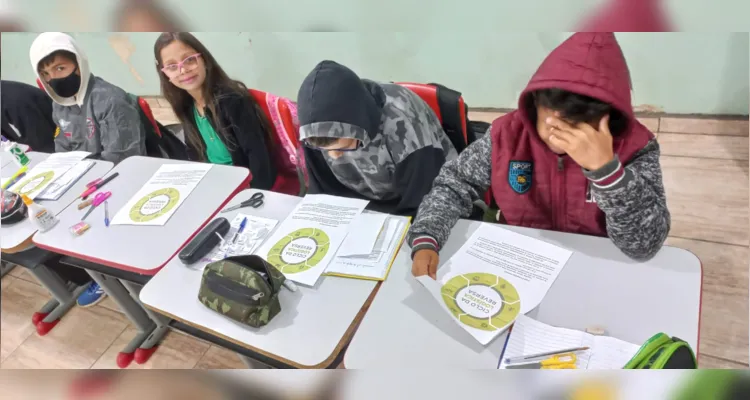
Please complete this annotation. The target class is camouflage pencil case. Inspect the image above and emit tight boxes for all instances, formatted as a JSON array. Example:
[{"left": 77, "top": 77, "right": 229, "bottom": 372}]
[{"left": 198, "top": 255, "right": 286, "bottom": 328}]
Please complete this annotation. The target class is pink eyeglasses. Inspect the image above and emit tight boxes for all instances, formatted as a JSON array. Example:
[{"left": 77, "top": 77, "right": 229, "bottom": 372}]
[{"left": 161, "top": 53, "right": 202, "bottom": 76}]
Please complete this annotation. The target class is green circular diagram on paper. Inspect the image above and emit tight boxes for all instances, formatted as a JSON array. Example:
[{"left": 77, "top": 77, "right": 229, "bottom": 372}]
[
  {"left": 266, "top": 228, "right": 330, "bottom": 274},
  {"left": 441, "top": 272, "right": 521, "bottom": 332},
  {"left": 129, "top": 188, "right": 180, "bottom": 223},
  {"left": 15, "top": 171, "right": 55, "bottom": 195}
]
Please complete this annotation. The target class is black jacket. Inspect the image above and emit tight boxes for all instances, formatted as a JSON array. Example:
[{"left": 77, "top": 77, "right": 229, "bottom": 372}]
[
  {"left": 186, "top": 87, "right": 277, "bottom": 190},
  {"left": 1, "top": 80, "right": 56, "bottom": 153}
]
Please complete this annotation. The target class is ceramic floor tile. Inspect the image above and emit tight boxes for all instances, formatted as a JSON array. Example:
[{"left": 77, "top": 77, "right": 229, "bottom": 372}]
[
  {"left": 194, "top": 345, "right": 246, "bottom": 369},
  {"left": 1, "top": 275, "right": 15, "bottom": 291},
  {"left": 2, "top": 304, "right": 129, "bottom": 369},
  {"left": 93, "top": 327, "right": 210, "bottom": 369},
  {"left": 0, "top": 279, "right": 51, "bottom": 363}
]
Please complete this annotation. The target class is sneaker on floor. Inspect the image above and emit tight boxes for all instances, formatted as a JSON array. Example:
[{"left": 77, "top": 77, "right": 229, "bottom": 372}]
[{"left": 77, "top": 282, "right": 106, "bottom": 307}]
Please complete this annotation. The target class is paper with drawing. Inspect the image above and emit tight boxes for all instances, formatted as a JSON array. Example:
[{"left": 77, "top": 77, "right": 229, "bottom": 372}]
[
  {"left": 416, "top": 224, "right": 573, "bottom": 345},
  {"left": 253, "top": 194, "right": 369, "bottom": 286},
  {"left": 202, "top": 214, "right": 279, "bottom": 263}
]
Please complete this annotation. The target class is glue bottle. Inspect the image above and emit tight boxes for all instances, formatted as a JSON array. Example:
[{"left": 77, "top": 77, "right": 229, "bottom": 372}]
[
  {"left": 1, "top": 136, "right": 30, "bottom": 168},
  {"left": 21, "top": 194, "right": 58, "bottom": 232}
]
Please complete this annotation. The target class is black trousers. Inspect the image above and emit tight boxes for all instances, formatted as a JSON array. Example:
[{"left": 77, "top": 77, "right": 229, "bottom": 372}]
[{"left": 47, "top": 257, "right": 92, "bottom": 287}]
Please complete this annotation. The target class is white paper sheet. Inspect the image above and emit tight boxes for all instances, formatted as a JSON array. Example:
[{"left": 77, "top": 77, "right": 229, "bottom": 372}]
[
  {"left": 336, "top": 213, "right": 387, "bottom": 257},
  {"left": 325, "top": 216, "right": 408, "bottom": 280},
  {"left": 498, "top": 315, "right": 640, "bottom": 369},
  {"left": 253, "top": 194, "right": 369, "bottom": 286},
  {"left": 110, "top": 163, "right": 212, "bottom": 226},
  {"left": 416, "top": 223, "right": 573, "bottom": 345},
  {"left": 202, "top": 214, "right": 279, "bottom": 263},
  {"left": 36, "top": 160, "right": 95, "bottom": 200},
  {"left": 10, "top": 151, "right": 90, "bottom": 199}
]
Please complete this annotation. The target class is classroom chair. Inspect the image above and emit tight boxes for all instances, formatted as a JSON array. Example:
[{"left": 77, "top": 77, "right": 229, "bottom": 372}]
[
  {"left": 248, "top": 89, "right": 308, "bottom": 196},
  {"left": 395, "top": 82, "right": 469, "bottom": 152},
  {"left": 396, "top": 82, "right": 494, "bottom": 209}
]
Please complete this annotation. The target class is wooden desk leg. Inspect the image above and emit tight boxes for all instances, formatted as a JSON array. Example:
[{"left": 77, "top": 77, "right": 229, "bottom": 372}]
[
  {"left": 120, "top": 280, "right": 170, "bottom": 366},
  {"left": 87, "top": 271, "right": 156, "bottom": 369}
]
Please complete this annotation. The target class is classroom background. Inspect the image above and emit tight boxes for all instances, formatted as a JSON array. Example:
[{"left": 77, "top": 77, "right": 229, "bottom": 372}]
[{"left": 0, "top": 32, "right": 748, "bottom": 370}]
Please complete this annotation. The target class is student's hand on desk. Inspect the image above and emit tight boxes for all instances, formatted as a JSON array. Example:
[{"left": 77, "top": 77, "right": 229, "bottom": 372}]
[
  {"left": 546, "top": 115, "right": 615, "bottom": 171},
  {"left": 412, "top": 249, "right": 439, "bottom": 280}
]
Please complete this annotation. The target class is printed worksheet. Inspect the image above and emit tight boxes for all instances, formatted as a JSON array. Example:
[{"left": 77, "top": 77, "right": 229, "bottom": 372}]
[
  {"left": 10, "top": 151, "right": 90, "bottom": 199},
  {"left": 325, "top": 215, "right": 409, "bottom": 280},
  {"left": 416, "top": 223, "right": 573, "bottom": 345},
  {"left": 202, "top": 214, "right": 279, "bottom": 263},
  {"left": 110, "top": 163, "right": 212, "bottom": 226},
  {"left": 253, "top": 194, "right": 369, "bottom": 286},
  {"left": 36, "top": 160, "right": 95, "bottom": 200}
]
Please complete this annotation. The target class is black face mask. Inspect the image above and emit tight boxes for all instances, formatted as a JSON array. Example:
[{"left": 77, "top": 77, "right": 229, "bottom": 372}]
[{"left": 48, "top": 67, "right": 81, "bottom": 98}]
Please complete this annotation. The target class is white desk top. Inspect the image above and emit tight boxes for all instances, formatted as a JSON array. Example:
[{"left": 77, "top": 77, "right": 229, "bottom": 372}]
[
  {"left": 33, "top": 156, "right": 250, "bottom": 275},
  {"left": 140, "top": 189, "right": 379, "bottom": 368},
  {"left": 1, "top": 153, "right": 114, "bottom": 252},
  {"left": 344, "top": 220, "right": 702, "bottom": 368}
]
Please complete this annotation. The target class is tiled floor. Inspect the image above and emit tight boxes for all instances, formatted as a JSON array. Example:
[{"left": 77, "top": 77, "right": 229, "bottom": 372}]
[
  {"left": 0, "top": 268, "right": 245, "bottom": 369},
  {"left": 1, "top": 110, "right": 747, "bottom": 369}
]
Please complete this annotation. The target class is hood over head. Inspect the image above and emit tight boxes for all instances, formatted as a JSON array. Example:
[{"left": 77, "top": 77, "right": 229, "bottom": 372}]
[
  {"left": 297, "top": 60, "right": 384, "bottom": 147},
  {"left": 29, "top": 32, "right": 91, "bottom": 107},
  {"left": 518, "top": 33, "right": 634, "bottom": 133}
]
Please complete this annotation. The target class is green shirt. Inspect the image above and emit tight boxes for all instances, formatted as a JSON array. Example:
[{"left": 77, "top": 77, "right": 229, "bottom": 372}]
[{"left": 193, "top": 106, "right": 233, "bottom": 165}]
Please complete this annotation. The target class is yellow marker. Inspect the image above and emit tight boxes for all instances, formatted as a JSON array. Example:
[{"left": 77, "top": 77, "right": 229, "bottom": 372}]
[
  {"left": 506, "top": 353, "right": 578, "bottom": 369},
  {"left": 1, "top": 165, "right": 28, "bottom": 190},
  {"left": 54, "top": 126, "right": 60, "bottom": 138}
]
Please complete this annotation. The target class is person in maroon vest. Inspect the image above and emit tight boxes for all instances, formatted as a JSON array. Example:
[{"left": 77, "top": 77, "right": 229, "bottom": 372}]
[{"left": 408, "top": 32, "right": 670, "bottom": 279}]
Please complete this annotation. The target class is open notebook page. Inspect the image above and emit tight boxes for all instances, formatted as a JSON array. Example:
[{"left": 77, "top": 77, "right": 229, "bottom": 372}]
[
  {"left": 498, "top": 314, "right": 639, "bottom": 369},
  {"left": 589, "top": 335, "right": 642, "bottom": 369},
  {"left": 499, "top": 315, "right": 590, "bottom": 369}
]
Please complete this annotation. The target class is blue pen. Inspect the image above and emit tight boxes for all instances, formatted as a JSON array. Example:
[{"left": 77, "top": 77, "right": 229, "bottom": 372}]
[
  {"left": 104, "top": 201, "right": 110, "bottom": 227},
  {"left": 232, "top": 217, "right": 248, "bottom": 244}
]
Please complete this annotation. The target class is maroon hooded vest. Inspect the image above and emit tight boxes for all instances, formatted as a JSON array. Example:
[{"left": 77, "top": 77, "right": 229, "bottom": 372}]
[{"left": 490, "top": 33, "right": 654, "bottom": 237}]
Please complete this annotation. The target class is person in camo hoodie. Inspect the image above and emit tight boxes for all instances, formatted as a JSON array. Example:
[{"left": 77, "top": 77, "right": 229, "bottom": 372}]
[
  {"left": 297, "top": 60, "right": 458, "bottom": 217},
  {"left": 29, "top": 32, "right": 147, "bottom": 164},
  {"left": 409, "top": 32, "right": 670, "bottom": 279}
]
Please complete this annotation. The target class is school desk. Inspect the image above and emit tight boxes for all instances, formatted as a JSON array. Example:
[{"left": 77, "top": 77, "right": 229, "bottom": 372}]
[
  {"left": 1, "top": 155, "right": 114, "bottom": 335},
  {"left": 33, "top": 156, "right": 250, "bottom": 368},
  {"left": 343, "top": 220, "right": 703, "bottom": 368},
  {"left": 139, "top": 189, "right": 380, "bottom": 369}
]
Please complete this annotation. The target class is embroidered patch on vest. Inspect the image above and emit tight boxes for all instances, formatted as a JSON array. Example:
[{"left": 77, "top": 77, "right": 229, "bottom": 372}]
[
  {"left": 86, "top": 118, "right": 96, "bottom": 139},
  {"left": 508, "top": 160, "right": 533, "bottom": 194}
]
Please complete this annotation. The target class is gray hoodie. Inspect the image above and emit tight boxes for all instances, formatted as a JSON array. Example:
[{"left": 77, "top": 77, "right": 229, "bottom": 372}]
[{"left": 29, "top": 32, "right": 146, "bottom": 163}]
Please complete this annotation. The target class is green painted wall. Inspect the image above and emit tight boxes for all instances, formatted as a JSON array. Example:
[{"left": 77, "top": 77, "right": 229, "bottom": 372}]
[{"left": 2, "top": 32, "right": 747, "bottom": 114}]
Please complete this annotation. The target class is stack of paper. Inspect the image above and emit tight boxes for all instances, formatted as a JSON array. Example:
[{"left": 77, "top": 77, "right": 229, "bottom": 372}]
[
  {"left": 36, "top": 160, "right": 95, "bottom": 200},
  {"left": 325, "top": 214, "right": 411, "bottom": 281},
  {"left": 498, "top": 315, "right": 641, "bottom": 369},
  {"left": 10, "top": 151, "right": 90, "bottom": 199},
  {"left": 253, "top": 194, "right": 370, "bottom": 286}
]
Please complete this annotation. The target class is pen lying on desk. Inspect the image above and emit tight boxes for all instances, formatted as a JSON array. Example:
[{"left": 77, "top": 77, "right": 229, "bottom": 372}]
[{"left": 505, "top": 346, "right": 590, "bottom": 364}]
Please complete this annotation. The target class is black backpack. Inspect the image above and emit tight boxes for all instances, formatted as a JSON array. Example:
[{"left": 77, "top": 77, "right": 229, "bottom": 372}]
[{"left": 427, "top": 83, "right": 490, "bottom": 149}]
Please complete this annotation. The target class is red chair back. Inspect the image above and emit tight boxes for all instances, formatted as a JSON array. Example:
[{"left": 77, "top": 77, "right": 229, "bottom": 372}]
[
  {"left": 395, "top": 82, "right": 469, "bottom": 148},
  {"left": 137, "top": 97, "right": 162, "bottom": 138}
]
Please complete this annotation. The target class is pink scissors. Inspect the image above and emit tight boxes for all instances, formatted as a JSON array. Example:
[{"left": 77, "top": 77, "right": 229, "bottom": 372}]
[{"left": 81, "top": 191, "right": 111, "bottom": 220}]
